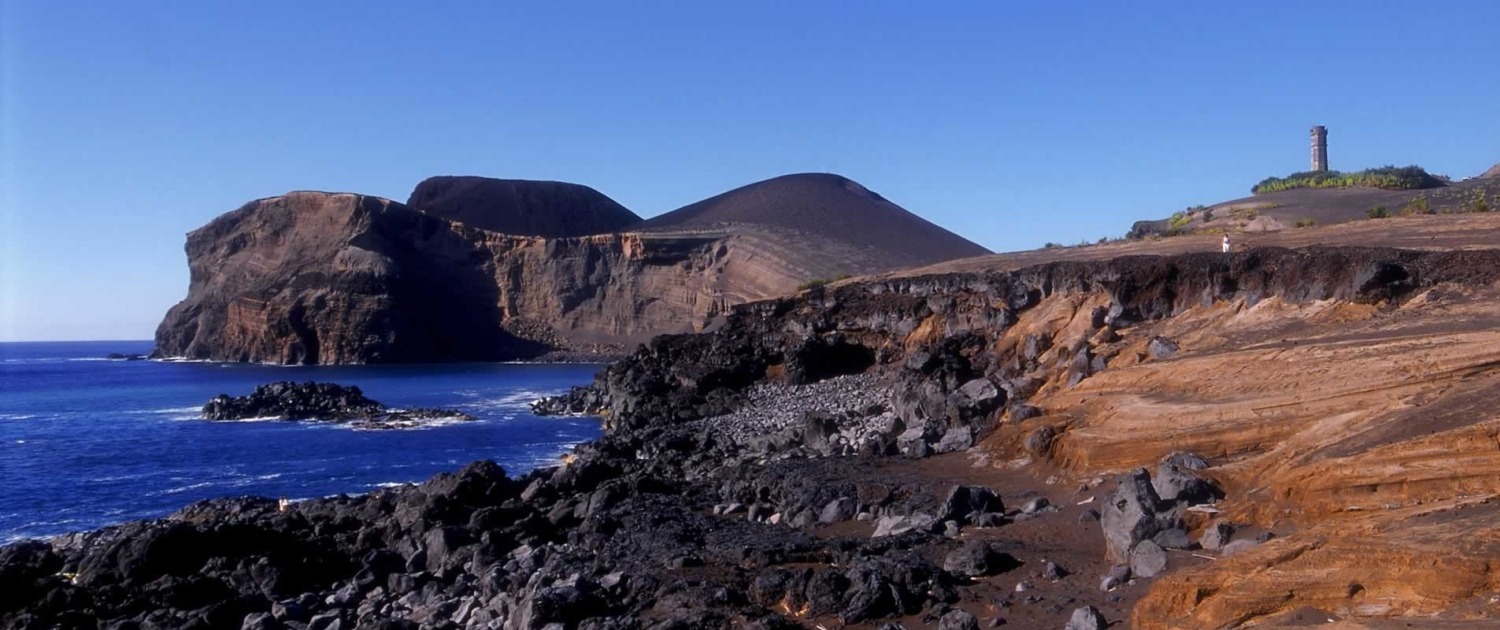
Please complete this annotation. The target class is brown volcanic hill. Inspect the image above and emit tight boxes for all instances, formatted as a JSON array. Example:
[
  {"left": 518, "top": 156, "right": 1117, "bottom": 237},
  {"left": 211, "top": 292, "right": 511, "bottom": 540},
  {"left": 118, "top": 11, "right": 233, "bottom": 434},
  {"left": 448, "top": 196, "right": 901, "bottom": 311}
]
[
  {"left": 635, "top": 173, "right": 990, "bottom": 267},
  {"left": 1129, "top": 175, "right": 1500, "bottom": 236},
  {"left": 1482, "top": 162, "right": 1500, "bottom": 178},
  {"left": 406, "top": 176, "right": 641, "bottom": 237}
]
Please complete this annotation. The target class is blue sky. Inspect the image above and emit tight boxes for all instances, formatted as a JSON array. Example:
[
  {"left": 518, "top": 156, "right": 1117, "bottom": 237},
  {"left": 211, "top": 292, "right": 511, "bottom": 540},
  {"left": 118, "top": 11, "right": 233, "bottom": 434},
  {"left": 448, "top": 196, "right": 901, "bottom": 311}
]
[{"left": 2, "top": 1, "right": 1497, "bottom": 341}]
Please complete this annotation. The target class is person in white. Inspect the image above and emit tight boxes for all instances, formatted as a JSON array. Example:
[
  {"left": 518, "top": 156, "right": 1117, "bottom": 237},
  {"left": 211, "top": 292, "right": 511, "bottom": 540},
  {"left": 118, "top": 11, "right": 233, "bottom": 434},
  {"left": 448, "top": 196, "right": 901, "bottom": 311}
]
[{"left": 1222, "top": 234, "right": 1231, "bottom": 254}]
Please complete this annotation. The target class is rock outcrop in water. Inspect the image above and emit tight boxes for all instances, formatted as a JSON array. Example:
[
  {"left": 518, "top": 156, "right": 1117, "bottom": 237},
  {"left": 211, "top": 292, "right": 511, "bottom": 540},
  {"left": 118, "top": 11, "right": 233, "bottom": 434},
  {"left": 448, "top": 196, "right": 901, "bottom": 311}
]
[
  {"left": 153, "top": 174, "right": 989, "bottom": 364},
  {"left": 203, "top": 381, "right": 474, "bottom": 429},
  {"left": 17, "top": 243, "right": 1500, "bottom": 628}
]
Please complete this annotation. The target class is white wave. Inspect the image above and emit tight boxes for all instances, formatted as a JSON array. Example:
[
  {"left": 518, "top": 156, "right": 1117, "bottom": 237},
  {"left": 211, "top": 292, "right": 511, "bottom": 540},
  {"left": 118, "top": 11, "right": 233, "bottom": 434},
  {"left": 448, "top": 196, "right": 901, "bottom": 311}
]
[
  {"left": 0, "top": 413, "right": 38, "bottom": 421},
  {"left": 403, "top": 416, "right": 477, "bottom": 429},
  {"left": 20, "top": 518, "right": 82, "bottom": 527},
  {"left": 177, "top": 415, "right": 281, "bottom": 423},
  {"left": 300, "top": 414, "right": 476, "bottom": 431},
  {"left": 13, "top": 440, "right": 25, "bottom": 444},
  {"left": 227, "top": 472, "right": 286, "bottom": 487},
  {"left": 66, "top": 358, "right": 113, "bottom": 362},
  {"left": 90, "top": 471, "right": 166, "bottom": 483},
  {"left": 138, "top": 406, "right": 201, "bottom": 415},
  {"left": 156, "top": 481, "right": 217, "bottom": 495},
  {"left": 371, "top": 481, "right": 412, "bottom": 489},
  {"left": 465, "top": 389, "right": 565, "bottom": 413},
  {"left": 225, "top": 415, "right": 285, "bottom": 423},
  {"left": 153, "top": 356, "right": 304, "bottom": 367}
]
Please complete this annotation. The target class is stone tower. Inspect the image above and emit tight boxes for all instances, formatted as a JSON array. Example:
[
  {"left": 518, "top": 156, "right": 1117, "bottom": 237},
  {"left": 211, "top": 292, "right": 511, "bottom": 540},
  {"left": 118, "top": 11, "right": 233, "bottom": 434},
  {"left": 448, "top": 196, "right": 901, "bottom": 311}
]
[{"left": 1310, "top": 126, "right": 1328, "bottom": 172}]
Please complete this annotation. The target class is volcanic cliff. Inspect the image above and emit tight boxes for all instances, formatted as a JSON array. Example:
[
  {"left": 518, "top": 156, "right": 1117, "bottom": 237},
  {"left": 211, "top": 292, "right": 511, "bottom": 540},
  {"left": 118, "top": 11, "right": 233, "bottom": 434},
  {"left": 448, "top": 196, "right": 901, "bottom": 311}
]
[{"left": 153, "top": 174, "right": 989, "bottom": 364}]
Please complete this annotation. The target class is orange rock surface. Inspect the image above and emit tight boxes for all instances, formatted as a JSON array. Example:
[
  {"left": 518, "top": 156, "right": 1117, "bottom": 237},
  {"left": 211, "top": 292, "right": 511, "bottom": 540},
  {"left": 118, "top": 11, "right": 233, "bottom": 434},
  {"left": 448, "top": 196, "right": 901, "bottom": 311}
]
[{"left": 948, "top": 216, "right": 1500, "bottom": 627}]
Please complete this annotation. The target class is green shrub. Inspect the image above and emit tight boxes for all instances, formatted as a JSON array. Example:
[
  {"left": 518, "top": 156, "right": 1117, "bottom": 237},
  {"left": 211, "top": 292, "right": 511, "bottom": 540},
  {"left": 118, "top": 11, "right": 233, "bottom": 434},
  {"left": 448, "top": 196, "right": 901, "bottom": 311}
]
[
  {"left": 1202, "top": 208, "right": 1214, "bottom": 222},
  {"left": 1251, "top": 165, "right": 1444, "bottom": 195},
  {"left": 795, "top": 273, "right": 855, "bottom": 291},
  {"left": 1401, "top": 197, "right": 1431, "bottom": 216},
  {"left": 1294, "top": 217, "right": 1318, "bottom": 228},
  {"left": 1466, "top": 191, "right": 1491, "bottom": 213},
  {"left": 1367, "top": 206, "right": 1390, "bottom": 219},
  {"left": 1162, "top": 211, "right": 1195, "bottom": 236}
]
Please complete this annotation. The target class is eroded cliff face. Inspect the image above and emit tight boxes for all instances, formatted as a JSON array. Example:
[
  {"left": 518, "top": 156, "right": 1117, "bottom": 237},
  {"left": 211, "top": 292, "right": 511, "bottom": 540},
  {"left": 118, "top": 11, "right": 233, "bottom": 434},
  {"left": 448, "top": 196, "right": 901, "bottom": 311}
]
[
  {"left": 587, "top": 247, "right": 1474, "bottom": 428},
  {"left": 153, "top": 192, "right": 892, "bottom": 363},
  {"left": 572, "top": 245, "right": 1500, "bottom": 628},
  {"left": 154, "top": 192, "right": 546, "bottom": 364}
]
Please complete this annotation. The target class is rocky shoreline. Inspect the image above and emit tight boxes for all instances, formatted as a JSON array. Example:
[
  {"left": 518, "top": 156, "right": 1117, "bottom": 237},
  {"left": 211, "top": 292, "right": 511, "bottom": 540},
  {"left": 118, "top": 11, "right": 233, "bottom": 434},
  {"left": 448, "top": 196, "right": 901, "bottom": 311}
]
[
  {"left": 0, "top": 371, "right": 1232, "bottom": 630},
  {"left": 4, "top": 246, "right": 1490, "bottom": 629}
]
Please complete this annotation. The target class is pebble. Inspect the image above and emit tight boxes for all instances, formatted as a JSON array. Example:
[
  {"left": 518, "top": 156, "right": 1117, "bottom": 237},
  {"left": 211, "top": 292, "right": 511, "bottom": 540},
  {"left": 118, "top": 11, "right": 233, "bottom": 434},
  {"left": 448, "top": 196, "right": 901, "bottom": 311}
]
[{"left": 694, "top": 374, "right": 894, "bottom": 450}]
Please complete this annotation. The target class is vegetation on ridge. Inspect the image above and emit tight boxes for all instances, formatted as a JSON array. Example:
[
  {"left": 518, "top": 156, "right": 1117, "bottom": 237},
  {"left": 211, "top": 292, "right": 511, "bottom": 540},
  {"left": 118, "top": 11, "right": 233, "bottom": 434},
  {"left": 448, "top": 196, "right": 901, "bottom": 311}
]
[{"left": 1252, "top": 165, "right": 1444, "bottom": 195}]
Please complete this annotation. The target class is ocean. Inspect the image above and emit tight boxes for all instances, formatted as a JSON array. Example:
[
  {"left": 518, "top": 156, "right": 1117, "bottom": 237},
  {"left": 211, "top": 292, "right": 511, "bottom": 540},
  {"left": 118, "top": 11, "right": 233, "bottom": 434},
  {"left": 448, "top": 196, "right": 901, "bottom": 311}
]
[{"left": 0, "top": 340, "right": 604, "bottom": 543}]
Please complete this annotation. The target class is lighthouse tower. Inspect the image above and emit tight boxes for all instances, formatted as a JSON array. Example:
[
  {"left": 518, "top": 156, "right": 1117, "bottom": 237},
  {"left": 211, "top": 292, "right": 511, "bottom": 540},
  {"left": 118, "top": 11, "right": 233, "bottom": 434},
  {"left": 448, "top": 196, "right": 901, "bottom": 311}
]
[{"left": 1310, "top": 126, "right": 1328, "bottom": 172}]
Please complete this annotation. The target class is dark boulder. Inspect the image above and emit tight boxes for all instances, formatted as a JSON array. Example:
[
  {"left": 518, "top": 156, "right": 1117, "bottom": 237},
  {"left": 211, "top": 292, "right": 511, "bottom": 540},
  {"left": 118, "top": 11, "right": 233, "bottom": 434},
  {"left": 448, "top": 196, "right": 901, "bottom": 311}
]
[
  {"left": 1153, "top": 527, "right": 1194, "bottom": 550},
  {"left": 1161, "top": 451, "right": 1209, "bottom": 471},
  {"left": 801, "top": 412, "right": 841, "bottom": 451},
  {"left": 1200, "top": 521, "right": 1236, "bottom": 550},
  {"left": 941, "top": 541, "right": 1018, "bottom": 578},
  {"left": 1066, "top": 605, "right": 1108, "bottom": 630},
  {"left": 941, "top": 486, "right": 1004, "bottom": 524},
  {"left": 530, "top": 386, "right": 608, "bottom": 416},
  {"left": 1129, "top": 540, "right": 1168, "bottom": 578},
  {"left": 1152, "top": 461, "right": 1222, "bottom": 505},
  {"left": 1100, "top": 469, "right": 1166, "bottom": 563},
  {"left": 1146, "top": 336, "right": 1179, "bottom": 361},
  {"left": 938, "top": 609, "right": 980, "bottom": 630},
  {"left": 1007, "top": 403, "right": 1043, "bottom": 423}
]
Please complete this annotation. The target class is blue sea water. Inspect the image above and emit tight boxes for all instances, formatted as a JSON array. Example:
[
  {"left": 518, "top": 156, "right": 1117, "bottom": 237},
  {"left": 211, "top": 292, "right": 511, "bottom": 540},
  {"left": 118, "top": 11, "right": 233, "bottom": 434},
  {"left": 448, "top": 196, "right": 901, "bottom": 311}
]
[{"left": 0, "top": 340, "right": 604, "bottom": 543}]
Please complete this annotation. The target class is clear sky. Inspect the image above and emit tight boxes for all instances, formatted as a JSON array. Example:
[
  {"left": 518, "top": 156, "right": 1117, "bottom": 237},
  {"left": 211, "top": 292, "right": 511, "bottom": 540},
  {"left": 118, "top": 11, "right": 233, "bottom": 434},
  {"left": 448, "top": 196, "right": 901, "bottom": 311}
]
[{"left": 2, "top": 1, "right": 1497, "bottom": 341}]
